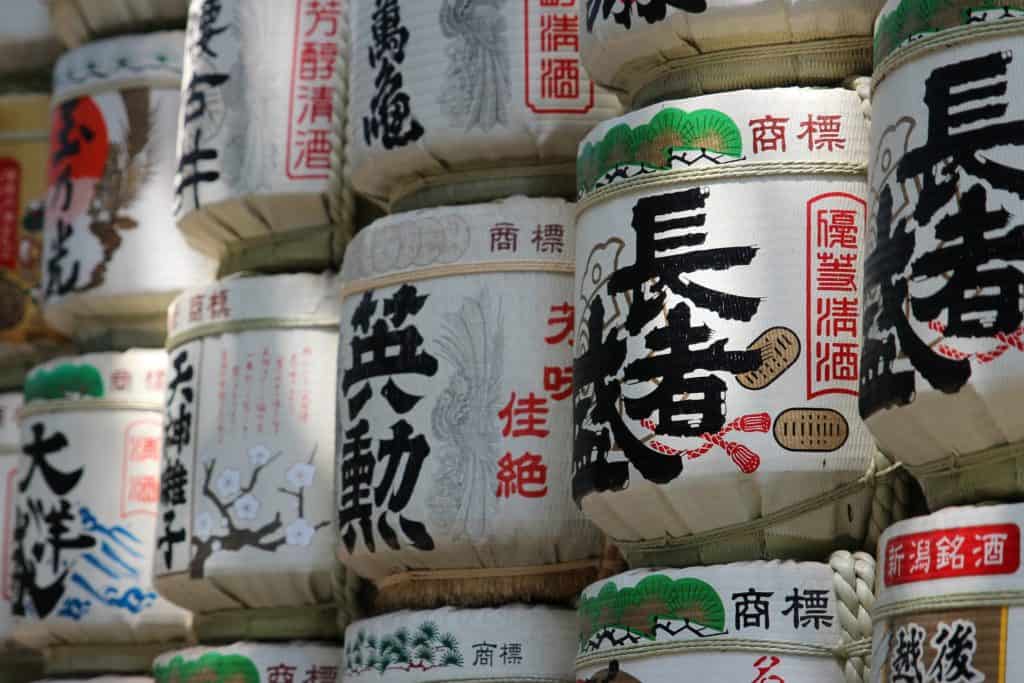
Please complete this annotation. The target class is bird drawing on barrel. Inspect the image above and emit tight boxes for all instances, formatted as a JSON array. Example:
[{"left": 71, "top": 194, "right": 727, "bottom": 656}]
[{"left": 439, "top": 0, "right": 511, "bottom": 131}]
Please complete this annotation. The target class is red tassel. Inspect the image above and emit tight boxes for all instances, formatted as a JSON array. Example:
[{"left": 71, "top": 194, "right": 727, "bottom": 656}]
[
  {"left": 737, "top": 413, "right": 771, "bottom": 433},
  {"left": 726, "top": 443, "right": 761, "bottom": 473}
]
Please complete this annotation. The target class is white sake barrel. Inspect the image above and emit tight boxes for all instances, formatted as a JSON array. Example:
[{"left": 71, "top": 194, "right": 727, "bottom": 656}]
[
  {"left": 344, "top": 605, "right": 575, "bottom": 683},
  {"left": 574, "top": 87, "right": 909, "bottom": 567},
  {"left": 577, "top": 553, "right": 876, "bottom": 683},
  {"left": 580, "top": 0, "right": 883, "bottom": 107},
  {"left": 41, "top": 32, "right": 216, "bottom": 346},
  {"left": 0, "top": 95, "right": 67, "bottom": 350},
  {"left": 346, "top": 0, "right": 620, "bottom": 211},
  {"left": 48, "top": 0, "right": 189, "bottom": 48},
  {"left": 0, "top": 2, "right": 61, "bottom": 79},
  {"left": 154, "top": 273, "right": 357, "bottom": 641},
  {"left": 12, "top": 350, "right": 192, "bottom": 669},
  {"left": 872, "top": 503, "right": 1024, "bottom": 682},
  {"left": 154, "top": 643, "right": 342, "bottom": 683},
  {"left": 175, "top": 0, "right": 353, "bottom": 275},
  {"left": 337, "top": 197, "right": 604, "bottom": 610},
  {"left": 0, "top": 391, "right": 23, "bottom": 645},
  {"left": 863, "top": 1, "right": 1024, "bottom": 510}
]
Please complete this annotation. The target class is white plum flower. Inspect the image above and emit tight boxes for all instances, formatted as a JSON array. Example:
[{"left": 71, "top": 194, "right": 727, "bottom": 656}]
[
  {"left": 195, "top": 512, "right": 215, "bottom": 542},
  {"left": 215, "top": 468, "right": 242, "bottom": 498},
  {"left": 286, "top": 462, "right": 315, "bottom": 490},
  {"left": 286, "top": 518, "right": 316, "bottom": 546},
  {"left": 248, "top": 444, "right": 272, "bottom": 466},
  {"left": 233, "top": 494, "right": 260, "bottom": 520}
]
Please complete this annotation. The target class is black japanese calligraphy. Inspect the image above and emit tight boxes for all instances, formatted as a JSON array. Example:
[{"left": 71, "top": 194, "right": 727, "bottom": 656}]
[
  {"left": 585, "top": 0, "right": 707, "bottom": 32},
  {"left": 363, "top": 0, "right": 424, "bottom": 149}
]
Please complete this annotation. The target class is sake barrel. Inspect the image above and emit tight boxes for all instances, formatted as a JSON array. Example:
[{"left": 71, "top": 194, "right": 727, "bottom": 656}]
[
  {"left": 580, "top": 0, "right": 884, "bottom": 107},
  {"left": 863, "top": 2, "right": 1024, "bottom": 510},
  {"left": 48, "top": 0, "right": 189, "bottom": 49},
  {"left": 337, "top": 196, "right": 604, "bottom": 610},
  {"left": 573, "top": 87, "right": 909, "bottom": 568},
  {"left": 343, "top": 606, "right": 575, "bottom": 683},
  {"left": 154, "top": 643, "right": 342, "bottom": 683},
  {"left": 0, "top": 2, "right": 61, "bottom": 80},
  {"left": 0, "top": 95, "right": 66, "bottom": 349},
  {"left": 175, "top": 0, "right": 353, "bottom": 276},
  {"left": 41, "top": 32, "right": 216, "bottom": 347},
  {"left": 154, "top": 273, "right": 358, "bottom": 641},
  {"left": 345, "top": 0, "right": 620, "bottom": 211},
  {"left": 872, "top": 503, "right": 1024, "bottom": 683},
  {"left": 577, "top": 552, "right": 877, "bottom": 683},
  {"left": 11, "top": 350, "right": 193, "bottom": 667}
]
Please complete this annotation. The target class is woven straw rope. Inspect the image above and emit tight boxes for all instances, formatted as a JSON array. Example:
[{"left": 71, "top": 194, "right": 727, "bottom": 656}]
[
  {"left": 575, "top": 551, "right": 876, "bottom": 683},
  {"left": 327, "top": 0, "right": 355, "bottom": 258}
]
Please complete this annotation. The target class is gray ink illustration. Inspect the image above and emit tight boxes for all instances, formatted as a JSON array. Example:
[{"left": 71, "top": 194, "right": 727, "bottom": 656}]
[
  {"left": 438, "top": 0, "right": 511, "bottom": 131},
  {"left": 429, "top": 290, "right": 504, "bottom": 543}
]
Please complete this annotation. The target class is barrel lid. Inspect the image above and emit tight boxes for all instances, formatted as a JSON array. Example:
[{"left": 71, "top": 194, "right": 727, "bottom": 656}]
[
  {"left": 576, "top": 87, "right": 869, "bottom": 207},
  {"left": 22, "top": 348, "right": 167, "bottom": 409},
  {"left": 166, "top": 272, "right": 341, "bottom": 349},
  {"left": 875, "top": 503, "right": 1024, "bottom": 619},
  {"left": 339, "top": 196, "right": 575, "bottom": 290},
  {"left": 577, "top": 563, "right": 846, "bottom": 669},
  {"left": 52, "top": 31, "right": 184, "bottom": 102}
]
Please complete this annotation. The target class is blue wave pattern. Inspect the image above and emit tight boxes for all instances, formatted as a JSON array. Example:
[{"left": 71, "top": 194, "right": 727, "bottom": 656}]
[{"left": 56, "top": 507, "right": 157, "bottom": 621}]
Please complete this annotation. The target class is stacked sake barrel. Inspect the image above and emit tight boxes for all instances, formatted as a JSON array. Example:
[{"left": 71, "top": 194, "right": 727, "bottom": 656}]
[
  {"left": 862, "top": 2, "right": 1024, "bottom": 679},
  {"left": 335, "top": 3, "right": 623, "bottom": 681},
  {"left": 148, "top": 1, "right": 354, "bottom": 678},
  {"left": 570, "top": 2, "right": 912, "bottom": 681},
  {"left": 12, "top": 9, "right": 212, "bottom": 681}
]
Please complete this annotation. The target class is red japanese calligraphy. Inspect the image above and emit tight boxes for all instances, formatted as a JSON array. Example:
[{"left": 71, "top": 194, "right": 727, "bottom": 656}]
[
  {"left": 120, "top": 419, "right": 162, "bottom": 518},
  {"left": 885, "top": 524, "right": 1020, "bottom": 586},
  {"left": 496, "top": 452, "right": 549, "bottom": 498},
  {"left": 0, "top": 159, "right": 20, "bottom": 270},
  {"left": 526, "top": 0, "right": 594, "bottom": 114},
  {"left": 797, "top": 114, "right": 846, "bottom": 152},
  {"left": 749, "top": 116, "right": 788, "bottom": 155},
  {"left": 806, "top": 193, "right": 865, "bottom": 399},
  {"left": 287, "top": 0, "right": 338, "bottom": 179},
  {"left": 499, "top": 392, "right": 550, "bottom": 438}
]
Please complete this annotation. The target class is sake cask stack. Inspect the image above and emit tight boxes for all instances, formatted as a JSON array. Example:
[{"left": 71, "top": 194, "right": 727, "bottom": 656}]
[
  {"left": 336, "top": 3, "right": 620, "bottom": 680},
  {"left": 568, "top": 2, "right": 915, "bottom": 681}
]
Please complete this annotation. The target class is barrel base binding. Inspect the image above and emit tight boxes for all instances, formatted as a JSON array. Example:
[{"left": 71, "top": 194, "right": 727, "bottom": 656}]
[
  {"left": 194, "top": 604, "right": 345, "bottom": 644},
  {"left": 44, "top": 292, "right": 173, "bottom": 351},
  {"left": 908, "top": 440, "right": 1024, "bottom": 511},
  {"left": 628, "top": 36, "right": 873, "bottom": 108},
  {"left": 43, "top": 643, "right": 191, "bottom": 676},
  {"left": 177, "top": 195, "right": 352, "bottom": 277},
  {"left": 0, "top": 650, "right": 43, "bottom": 683},
  {"left": 371, "top": 560, "right": 603, "bottom": 613},
  {"left": 387, "top": 165, "right": 578, "bottom": 214},
  {"left": 612, "top": 449, "right": 912, "bottom": 568}
]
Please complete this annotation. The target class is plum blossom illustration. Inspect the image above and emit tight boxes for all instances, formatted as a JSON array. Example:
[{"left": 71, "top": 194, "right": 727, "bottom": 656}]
[
  {"left": 191, "top": 443, "right": 329, "bottom": 578},
  {"left": 233, "top": 494, "right": 260, "bottom": 521}
]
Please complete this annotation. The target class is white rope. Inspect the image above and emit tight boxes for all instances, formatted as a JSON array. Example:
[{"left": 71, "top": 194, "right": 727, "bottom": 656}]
[{"left": 830, "top": 550, "right": 877, "bottom": 683}]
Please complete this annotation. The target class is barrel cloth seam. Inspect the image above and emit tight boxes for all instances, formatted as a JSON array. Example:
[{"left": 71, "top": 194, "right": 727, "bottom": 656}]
[
  {"left": 386, "top": 163, "right": 578, "bottom": 212},
  {"left": 575, "top": 551, "right": 875, "bottom": 683},
  {"left": 631, "top": 36, "right": 873, "bottom": 105},
  {"left": 373, "top": 559, "right": 603, "bottom": 590},
  {"left": 340, "top": 261, "right": 575, "bottom": 300},
  {"left": 614, "top": 450, "right": 903, "bottom": 556},
  {"left": 873, "top": 591, "right": 1024, "bottom": 622},
  {"left": 873, "top": 16, "right": 1024, "bottom": 89},
  {"left": 575, "top": 161, "right": 867, "bottom": 216},
  {"left": 18, "top": 399, "right": 162, "bottom": 419},
  {"left": 166, "top": 317, "right": 340, "bottom": 350}
]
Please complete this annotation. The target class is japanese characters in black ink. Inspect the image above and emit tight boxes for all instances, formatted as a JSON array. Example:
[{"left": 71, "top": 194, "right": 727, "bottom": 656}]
[
  {"left": 861, "top": 51, "right": 1024, "bottom": 419},
  {"left": 176, "top": 0, "right": 229, "bottom": 211},
  {"left": 585, "top": 0, "right": 707, "bottom": 32},
  {"left": 159, "top": 349, "right": 196, "bottom": 570},
  {"left": 13, "top": 422, "right": 94, "bottom": 618},
  {"left": 339, "top": 284, "right": 438, "bottom": 554},
  {"left": 363, "top": 0, "right": 424, "bottom": 149},
  {"left": 889, "top": 620, "right": 984, "bottom": 683},
  {"left": 573, "top": 187, "right": 761, "bottom": 500}
]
